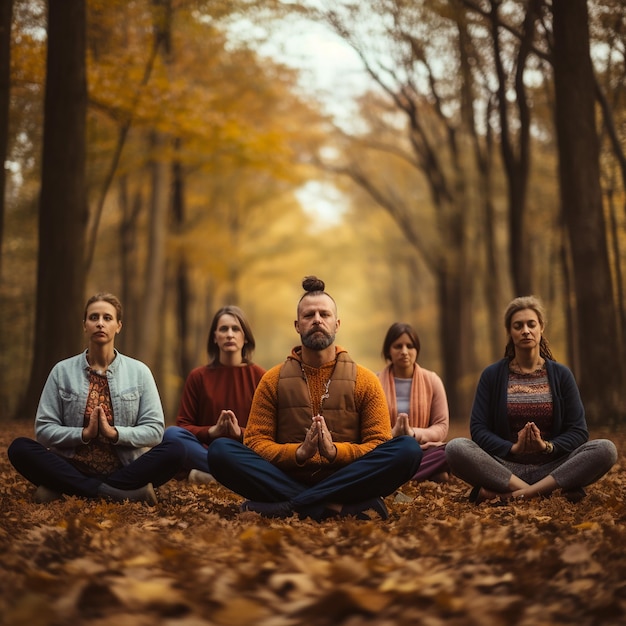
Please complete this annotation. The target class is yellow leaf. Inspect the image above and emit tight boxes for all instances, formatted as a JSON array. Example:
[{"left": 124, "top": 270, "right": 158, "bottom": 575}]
[
  {"left": 343, "top": 585, "right": 391, "bottom": 613},
  {"left": 121, "top": 553, "right": 161, "bottom": 568},
  {"left": 213, "top": 597, "right": 270, "bottom": 626},
  {"left": 63, "top": 557, "right": 107, "bottom": 576},
  {"left": 472, "top": 572, "right": 515, "bottom": 588},
  {"left": 110, "top": 577, "right": 185, "bottom": 609},
  {"left": 239, "top": 527, "right": 258, "bottom": 541}
]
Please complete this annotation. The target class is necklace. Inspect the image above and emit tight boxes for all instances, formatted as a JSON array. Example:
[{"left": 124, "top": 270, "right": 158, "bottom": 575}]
[
  {"left": 300, "top": 362, "right": 335, "bottom": 417},
  {"left": 510, "top": 358, "right": 544, "bottom": 375}
]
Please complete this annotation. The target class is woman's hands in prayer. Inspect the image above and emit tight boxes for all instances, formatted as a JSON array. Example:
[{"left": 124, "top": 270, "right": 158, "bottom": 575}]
[
  {"left": 82, "top": 405, "right": 119, "bottom": 443},
  {"left": 208, "top": 410, "right": 242, "bottom": 440},
  {"left": 392, "top": 413, "right": 419, "bottom": 441},
  {"left": 510, "top": 421, "right": 547, "bottom": 455}
]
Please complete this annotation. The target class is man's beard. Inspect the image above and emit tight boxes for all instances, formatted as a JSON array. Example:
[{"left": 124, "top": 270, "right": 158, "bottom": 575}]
[{"left": 302, "top": 328, "right": 335, "bottom": 351}]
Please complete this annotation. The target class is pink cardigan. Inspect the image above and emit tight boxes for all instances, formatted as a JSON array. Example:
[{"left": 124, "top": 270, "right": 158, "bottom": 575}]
[{"left": 378, "top": 364, "right": 449, "bottom": 449}]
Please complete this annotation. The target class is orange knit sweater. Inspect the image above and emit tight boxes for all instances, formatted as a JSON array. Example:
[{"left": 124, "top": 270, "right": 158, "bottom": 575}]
[{"left": 244, "top": 346, "right": 391, "bottom": 477}]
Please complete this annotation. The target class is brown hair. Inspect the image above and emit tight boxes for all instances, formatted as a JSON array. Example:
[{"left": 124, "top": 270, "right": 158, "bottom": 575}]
[
  {"left": 297, "top": 276, "right": 337, "bottom": 316},
  {"left": 503, "top": 295, "right": 554, "bottom": 360},
  {"left": 381, "top": 322, "right": 421, "bottom": 361},
  {"left": 207, "top": 305, "right": 256, "bottom": 366},
  {"left": 84, "top": 293, "right": 123, "bottom": 322}
]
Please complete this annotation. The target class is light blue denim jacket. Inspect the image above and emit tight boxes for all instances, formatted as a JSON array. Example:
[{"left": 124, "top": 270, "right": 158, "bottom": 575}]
[{"left": 35, "top": 350, "right": 165, "bottom": 465}]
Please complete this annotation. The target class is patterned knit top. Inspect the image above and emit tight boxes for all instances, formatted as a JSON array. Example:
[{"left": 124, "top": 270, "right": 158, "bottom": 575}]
[{"left": 507, "top": 365, "right": 553, "bottom": 463}]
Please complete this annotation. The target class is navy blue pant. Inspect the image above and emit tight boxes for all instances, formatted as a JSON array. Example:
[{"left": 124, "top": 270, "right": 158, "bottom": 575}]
[
  {"left": 7, "top": 437, "right": 184, "bottom": 497},
  {"left": 207, "top": 435, "right": 422, "bottom": 517}
]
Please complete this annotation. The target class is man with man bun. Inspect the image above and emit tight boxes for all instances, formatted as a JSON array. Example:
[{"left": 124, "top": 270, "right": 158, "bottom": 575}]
[{"left": 207, "top": 276, "right": 422, "bottom": 520}]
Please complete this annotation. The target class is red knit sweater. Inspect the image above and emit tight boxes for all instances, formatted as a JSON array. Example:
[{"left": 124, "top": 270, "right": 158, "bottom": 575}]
[{"left": 176, "top": 363, "right": 266, "bottom": 444}]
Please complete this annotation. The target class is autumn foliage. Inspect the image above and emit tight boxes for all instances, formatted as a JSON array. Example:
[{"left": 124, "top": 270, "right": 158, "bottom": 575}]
[{"left": 1, "top": 421, "right": 625, "bottom": 626}]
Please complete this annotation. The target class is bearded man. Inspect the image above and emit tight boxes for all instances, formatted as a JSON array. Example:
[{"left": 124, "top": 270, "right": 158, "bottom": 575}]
[{"left": 206, "top": 276, "right": 422, "bottom": 521}]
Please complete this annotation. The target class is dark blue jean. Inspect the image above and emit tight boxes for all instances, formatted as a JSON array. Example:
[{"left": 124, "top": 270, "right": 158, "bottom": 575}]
[
  {"left": 162, "top": 425, "right": 211, "bottom": 472},
  {"left": 8, "top": 436, "right": 185, "bottom": 497},
  {"left": 207, "top": 435, "right": 422, "bottom": 517}
]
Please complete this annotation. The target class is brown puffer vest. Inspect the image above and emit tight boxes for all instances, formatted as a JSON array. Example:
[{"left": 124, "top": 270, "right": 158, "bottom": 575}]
[{"left": 276, "top": 352, "right": 360, "bottom": 444}]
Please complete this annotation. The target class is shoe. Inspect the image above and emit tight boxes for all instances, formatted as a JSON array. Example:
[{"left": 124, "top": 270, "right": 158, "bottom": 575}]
[
  {"left": 240, "top": 500, "right": 293, "bottom": 518},
  {"left": 188, "top": 470, "right": 216, "bottom": 485},
  {"left": 33, "top": 485, "right": 63, "bottom": 504},
  {"left": 563, "top": 487, "right": 587, "bottom": 503},
  {"left": 468, "top": 485, "right": 482, "bottom": 503},
  {"left": 469, "top": 486, "right": 508, "bottom": 505},
  {"left": 97, "top": 482, "right": 158, "bottom": 506},
  {"left": 340, "top": 497, "right": 389, "bottom": 520}
]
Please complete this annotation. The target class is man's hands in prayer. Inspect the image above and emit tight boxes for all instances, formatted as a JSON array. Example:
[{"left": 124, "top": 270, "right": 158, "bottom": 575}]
[{"left": 296, "top": 415, "right": 337, "bottom": 464}]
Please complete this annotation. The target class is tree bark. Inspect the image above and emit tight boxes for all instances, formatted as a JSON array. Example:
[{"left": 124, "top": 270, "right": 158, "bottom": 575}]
[
  {"left": 135, "top": 130, "right": 169, "bottom": 370},
  {"left": 490, "top": 0, "right": 539, "bottom": 297},
  {"left": 171, "top": 140, "right": 195, "bottom": 383},
  {"left": 552, "top": 0, "right": 624, "bottom": 422},
  {"left": 0, "top": 0, "right": 13, "bottom": 280},
  {"left": 16, "top": 0, "right": 88, "bottom": 419},
  {"left": 118, "top": 175, "right": 142, "bottom": 358}
]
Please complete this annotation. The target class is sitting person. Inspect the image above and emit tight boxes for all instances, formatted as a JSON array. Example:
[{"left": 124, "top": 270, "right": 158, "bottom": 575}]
[
  {"left": 206, "top": 276, "right": 423, "bottom": 521},
  {"left": 8, "top": 293, "right": 184, "bottom": 505},
  {"left": 378, "top": 322, "right": 450, "bottom": 482},
  {"left": 445, "top": 295, "right": 617, "bottom": 503},
  {"left": 163, "top": 305, "right": 266, "bottom": 483}
]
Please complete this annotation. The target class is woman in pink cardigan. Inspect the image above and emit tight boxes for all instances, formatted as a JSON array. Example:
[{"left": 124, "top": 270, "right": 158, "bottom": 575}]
[{"left": 378, "top": 322, "right": 450, "bottom": 482}]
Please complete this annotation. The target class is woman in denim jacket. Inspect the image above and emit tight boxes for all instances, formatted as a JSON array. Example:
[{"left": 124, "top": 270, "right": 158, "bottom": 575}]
[{"left": 8, "top": 293, "right": 184, "bottom": 505}]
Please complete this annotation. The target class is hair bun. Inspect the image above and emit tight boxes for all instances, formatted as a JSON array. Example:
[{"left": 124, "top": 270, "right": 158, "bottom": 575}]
[{"left": 302, "top": 276, "right": 325, "bottom": 293}]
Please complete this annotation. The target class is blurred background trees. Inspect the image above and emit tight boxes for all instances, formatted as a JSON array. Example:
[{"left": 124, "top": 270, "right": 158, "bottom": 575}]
[{"left": 0, "top": 0, "right": 624, "bottom": 424}]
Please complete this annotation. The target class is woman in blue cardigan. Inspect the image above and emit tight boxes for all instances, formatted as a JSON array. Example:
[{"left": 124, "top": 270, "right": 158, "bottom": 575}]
[
  {"left": 446, "top": 295, "right": 617, "bottom": 504},
  {"left": 8, "top": 293, "right": 184, "bottom": 505}
]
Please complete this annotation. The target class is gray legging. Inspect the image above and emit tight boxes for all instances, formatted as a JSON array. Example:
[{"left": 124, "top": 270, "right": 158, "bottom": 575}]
[{"left": 445, "top": 438, "right": 617, "bottom": 492}]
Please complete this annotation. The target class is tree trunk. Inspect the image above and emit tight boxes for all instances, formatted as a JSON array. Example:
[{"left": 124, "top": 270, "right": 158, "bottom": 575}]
[
  {"left": 437, "top": 251, "right": 474, "bottom": 421},
  {"left": 135, "top": 130, "right": 169, "bottom": 371},
  {"left": 0, "top": 0, "right": 12, "bottom": 280},
  {"left": 15, "top": 0, "right": 88, "bottom": 419},
  {"left": 458, "top": 18, "right": 501, "bottom": 362},
  {"left": 118, "top": 175, "right": 142, "bottom": 358},
  {"left": 552, "top": 0, "right": 624, "bottom": 423},
  {"left": 171, "top": 141, "right": 195, "bottom": 382}
]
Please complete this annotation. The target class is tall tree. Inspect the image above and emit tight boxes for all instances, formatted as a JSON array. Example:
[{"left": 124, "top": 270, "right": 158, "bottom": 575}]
[
  {"left": 0, "top": 0, "right": 13, "bottom": 280},
  {"left": 552, "top": 0, "right": 624, "bottom": 422},
  {"left": 15, "top": 0, "right": 88, "bottom": 419},
  {"left": 488, "top": 0, "right": 541, "bottom": 297},
  {"left": 134, "top": 0, "right": 172, "bottom": 373},
  {"left": 322, "top": 3, "right": 488, "bottom": 418}
]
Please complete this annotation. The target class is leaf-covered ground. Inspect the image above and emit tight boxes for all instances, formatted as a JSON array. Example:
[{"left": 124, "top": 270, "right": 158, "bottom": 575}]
[{"left": 1, "top": 421, "right": 625, "bottom": 626}]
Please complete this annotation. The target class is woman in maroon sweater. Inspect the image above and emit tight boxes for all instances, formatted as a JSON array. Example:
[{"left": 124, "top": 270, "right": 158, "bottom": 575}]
[{"left": 163, "top": 306, "right": 265, "bottom": 482}]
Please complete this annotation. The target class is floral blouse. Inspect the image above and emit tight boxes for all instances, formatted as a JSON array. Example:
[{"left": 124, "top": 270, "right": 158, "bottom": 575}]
[{"left": 69, "top": 369, "right": 122, "bottom": 477}]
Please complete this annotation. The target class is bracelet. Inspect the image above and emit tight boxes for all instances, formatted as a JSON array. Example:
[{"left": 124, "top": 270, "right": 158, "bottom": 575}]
[{"left": 543, "top": 440, "right": 554, "bottom": 454}]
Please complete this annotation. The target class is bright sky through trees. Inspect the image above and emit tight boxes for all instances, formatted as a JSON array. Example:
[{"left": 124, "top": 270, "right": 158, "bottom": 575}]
[
  {"left": 264, "top": 18, "right": 368, "bottom": 225},
  {"left": 226, "top": 7, "right": 370, "bottom": 226}
]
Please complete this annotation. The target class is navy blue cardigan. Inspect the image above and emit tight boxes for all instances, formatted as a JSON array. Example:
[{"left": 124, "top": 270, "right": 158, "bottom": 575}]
[{"left": 469, "top": 358, "right": 589, "bottom": 459}]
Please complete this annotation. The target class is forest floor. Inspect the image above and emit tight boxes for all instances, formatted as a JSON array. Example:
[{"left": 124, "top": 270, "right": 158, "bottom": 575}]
[{"left": 1, "top": 421, "right": 625, "bottom": 626}]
